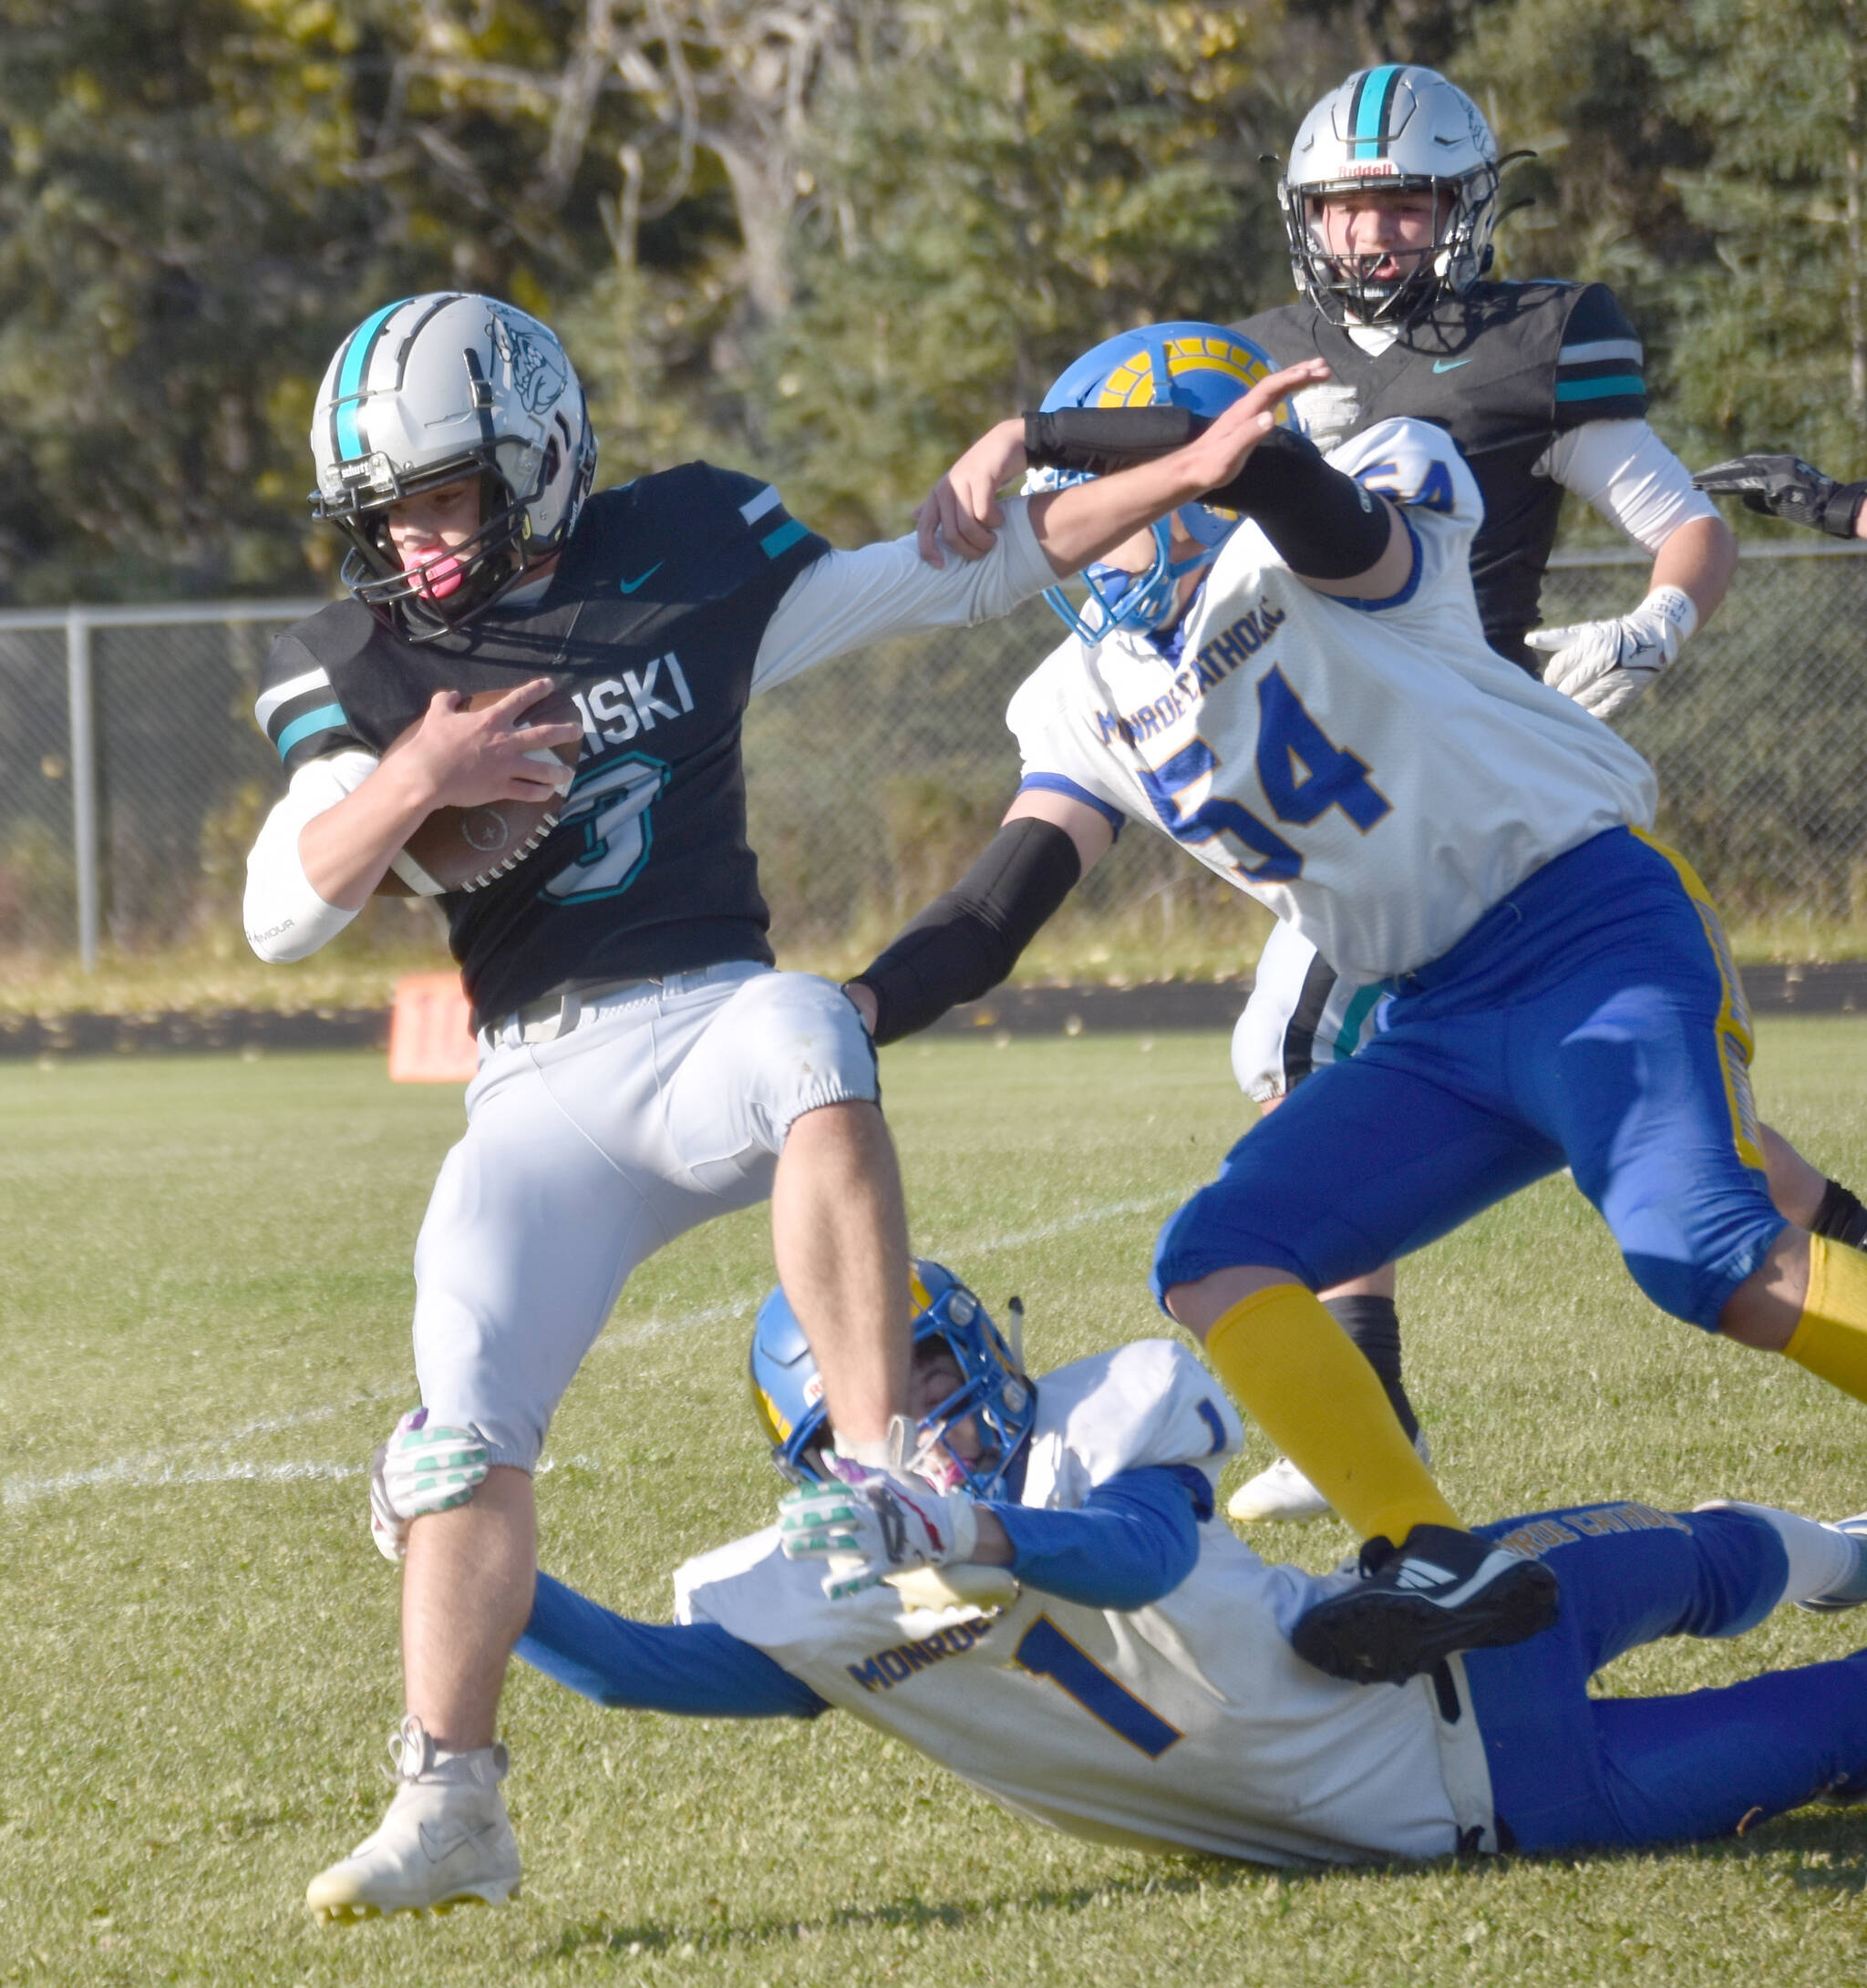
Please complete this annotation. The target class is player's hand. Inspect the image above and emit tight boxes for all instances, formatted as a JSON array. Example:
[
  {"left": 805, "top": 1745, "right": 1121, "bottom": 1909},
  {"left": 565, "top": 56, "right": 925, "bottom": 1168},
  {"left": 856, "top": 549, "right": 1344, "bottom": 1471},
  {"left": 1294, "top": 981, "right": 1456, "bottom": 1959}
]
[
  {"left": 1526, "top": 588, "right": 1695, "bottom": 721},
  {"left": 367, "top": 1407, "right": 490, "bottom": 1564},
  {"left": 778, "top": 1461, "right": 980, "bottom": 1601},
  {"left": 1171, "top": 358, "right": 1332, "bottom": 494},
  {"left": 915, "top": 418, "right": 1026, "bottom": 568},
  {"left": 385, "top": 679, "right": 583, "bottom": 812},
  {"left": 1693, "top": 453, "right": 1867, "bottom": 537}
]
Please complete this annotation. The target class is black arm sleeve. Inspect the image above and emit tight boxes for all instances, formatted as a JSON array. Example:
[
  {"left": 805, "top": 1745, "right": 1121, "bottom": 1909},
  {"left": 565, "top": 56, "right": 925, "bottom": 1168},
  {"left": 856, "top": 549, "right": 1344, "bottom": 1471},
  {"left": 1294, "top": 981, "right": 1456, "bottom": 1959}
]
[
  {"left": 1024, "top": 406, "right": 1204, "bottom": 475},
  {"left": 1024, "top": 411, "right": 1389, "bottom": 581},
  {"left": 1199, "top": 427, "right": 1391, "bottom": 578},
  {"left": 849, "top": 817, "right": 1081, "bottom": 1046}
]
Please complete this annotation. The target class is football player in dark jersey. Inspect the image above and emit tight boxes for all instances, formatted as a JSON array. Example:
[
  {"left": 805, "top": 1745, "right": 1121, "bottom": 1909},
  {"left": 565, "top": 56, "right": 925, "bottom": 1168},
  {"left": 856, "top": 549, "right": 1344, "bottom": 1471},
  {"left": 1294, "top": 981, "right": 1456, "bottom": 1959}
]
[{"left": 243, "top": 293, "right": 1319, "bottom": 1921}]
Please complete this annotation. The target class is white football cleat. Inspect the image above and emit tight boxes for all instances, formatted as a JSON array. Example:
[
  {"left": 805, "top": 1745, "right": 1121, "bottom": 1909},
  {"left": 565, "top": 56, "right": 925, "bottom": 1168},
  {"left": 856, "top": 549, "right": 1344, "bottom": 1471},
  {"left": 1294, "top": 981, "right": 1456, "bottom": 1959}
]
[
  {"left": 1228, "top": 1432, "right": 1432, "bottom": 1527},
  {"left": 306, "top": 1716, "right": 520, "bottom": 1923},
  {"left": 1798, "top": 1510, "right": 1867, "bottom": 1613}
]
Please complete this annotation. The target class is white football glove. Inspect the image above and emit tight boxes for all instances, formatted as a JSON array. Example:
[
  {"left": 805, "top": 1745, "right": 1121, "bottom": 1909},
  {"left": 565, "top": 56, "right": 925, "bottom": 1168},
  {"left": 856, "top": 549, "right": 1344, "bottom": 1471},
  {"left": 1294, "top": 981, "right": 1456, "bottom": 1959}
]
[
  {"left": 778, "top": 1462, "right": 981, "bottom": 1602},
  {"left": 367, "top": 1407, "right": 490, "bottom": 1564},
  {"left": 1525, "top": 585, "right": 1697, "bottom": 722}
]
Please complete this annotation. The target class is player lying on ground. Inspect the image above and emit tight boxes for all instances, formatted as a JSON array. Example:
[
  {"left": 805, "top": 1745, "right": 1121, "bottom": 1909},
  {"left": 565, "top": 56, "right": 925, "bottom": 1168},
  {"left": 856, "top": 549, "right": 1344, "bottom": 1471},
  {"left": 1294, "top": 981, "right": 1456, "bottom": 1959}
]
[
  {"left": 1217, "top": 66, "right": 1867, "bottom": 1526},
  {"left": 491, "top": 1266, "right": 1867, "bottom": 1874},
  {"left": 844, "top": 319, "right": 1867, "bottom": 1690},
  {"left": 241, "top": 294, "right": 1324, "bottom": 1923}
]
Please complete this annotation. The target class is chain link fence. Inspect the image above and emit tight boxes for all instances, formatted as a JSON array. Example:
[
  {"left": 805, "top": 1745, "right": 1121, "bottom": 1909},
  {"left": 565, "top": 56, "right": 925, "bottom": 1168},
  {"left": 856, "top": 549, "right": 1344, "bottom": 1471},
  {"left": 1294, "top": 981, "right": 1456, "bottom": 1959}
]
[{"left": 2, "top": 542, "right": 1864, "bottom": 977}]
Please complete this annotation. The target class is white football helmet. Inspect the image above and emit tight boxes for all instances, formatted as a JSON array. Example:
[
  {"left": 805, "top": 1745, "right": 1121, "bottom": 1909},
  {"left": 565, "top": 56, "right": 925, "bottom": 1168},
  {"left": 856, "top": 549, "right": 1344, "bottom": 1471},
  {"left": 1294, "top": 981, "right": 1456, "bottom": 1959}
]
[
  {"left": 309, "top": 294, "right": 598, "bottom": 639},
  {"left": 1279, "top": 66, "right": 1501, "bottom": 326}
]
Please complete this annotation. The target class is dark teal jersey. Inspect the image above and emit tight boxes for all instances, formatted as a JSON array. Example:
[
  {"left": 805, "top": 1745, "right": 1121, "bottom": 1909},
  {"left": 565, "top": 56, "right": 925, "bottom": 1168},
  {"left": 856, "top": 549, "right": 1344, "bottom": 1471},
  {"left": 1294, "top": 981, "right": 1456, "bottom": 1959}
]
[
  {"left": 258, "top": 465, "right": 829, "bottom": 1024},
  {"left": 1234, "top": 282, "right": 1647, "bottom": 666}
]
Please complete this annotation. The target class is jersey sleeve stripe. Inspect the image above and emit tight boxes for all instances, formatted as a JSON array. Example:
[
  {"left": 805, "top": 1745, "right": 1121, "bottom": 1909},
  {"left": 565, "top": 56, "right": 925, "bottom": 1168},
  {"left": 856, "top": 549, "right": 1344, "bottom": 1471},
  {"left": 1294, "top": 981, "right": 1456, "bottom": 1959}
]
[
  {"left": 1016, "top": 772, "right": 1126, "bottom": 837},
  {"left": 1558, "top": 337, "right": 1643, "bottom": 366},
  {"left": 759, "top": 515, "right": 810, "bottom": 559},
  {"left": 254, "top": 666, "right": 333, "bottom": 734},
  {"left": 275, "top": 703, "right": 350, "bottom": 761},
  {"left": 1554, "top": 375, "right": 1646, "bottom": 403}
]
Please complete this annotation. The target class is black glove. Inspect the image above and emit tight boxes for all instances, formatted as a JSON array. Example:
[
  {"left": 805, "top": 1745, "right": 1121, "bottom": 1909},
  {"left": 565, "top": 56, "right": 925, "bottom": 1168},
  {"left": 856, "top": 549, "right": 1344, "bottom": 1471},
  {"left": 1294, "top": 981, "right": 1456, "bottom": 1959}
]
[{"left": 1692, "top": 453, "right": 1867, "bottom": 538}]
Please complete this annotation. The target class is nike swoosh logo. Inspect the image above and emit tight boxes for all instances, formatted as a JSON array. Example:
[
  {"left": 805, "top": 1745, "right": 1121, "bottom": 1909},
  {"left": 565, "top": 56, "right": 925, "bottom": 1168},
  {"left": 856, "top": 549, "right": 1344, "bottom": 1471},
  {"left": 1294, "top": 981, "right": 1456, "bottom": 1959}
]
[
  {"left": 1432, "top": 358, "right": 1473, "bottom": 374},
  {"left": 618, "top": 562, "right": 664, "bottom": 594}
]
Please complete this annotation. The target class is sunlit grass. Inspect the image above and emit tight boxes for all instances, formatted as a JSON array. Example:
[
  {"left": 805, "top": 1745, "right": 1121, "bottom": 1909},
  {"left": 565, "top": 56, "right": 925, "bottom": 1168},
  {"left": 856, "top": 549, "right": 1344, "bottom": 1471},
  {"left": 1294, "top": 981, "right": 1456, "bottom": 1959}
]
[{"left": 3, "top": 1022, "right": 1865, "bottom": 1982}]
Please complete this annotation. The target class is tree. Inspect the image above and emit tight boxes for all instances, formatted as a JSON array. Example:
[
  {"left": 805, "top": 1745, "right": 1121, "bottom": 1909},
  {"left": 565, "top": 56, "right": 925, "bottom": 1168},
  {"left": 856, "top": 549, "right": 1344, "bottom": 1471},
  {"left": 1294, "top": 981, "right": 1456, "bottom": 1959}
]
[{"left": 742, "top": 2, "right": 1327, "bottom": 541}]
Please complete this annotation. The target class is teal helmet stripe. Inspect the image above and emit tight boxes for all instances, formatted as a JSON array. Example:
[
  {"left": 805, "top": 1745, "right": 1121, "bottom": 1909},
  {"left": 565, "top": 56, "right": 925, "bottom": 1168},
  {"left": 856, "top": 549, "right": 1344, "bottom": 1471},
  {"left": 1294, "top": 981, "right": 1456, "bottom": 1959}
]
[
  {"left": 1349, "top": 64, "right": 1403, "bottom": 160},
  {"left": 331, "top": 300, "right": 409, "bottom": 463}
]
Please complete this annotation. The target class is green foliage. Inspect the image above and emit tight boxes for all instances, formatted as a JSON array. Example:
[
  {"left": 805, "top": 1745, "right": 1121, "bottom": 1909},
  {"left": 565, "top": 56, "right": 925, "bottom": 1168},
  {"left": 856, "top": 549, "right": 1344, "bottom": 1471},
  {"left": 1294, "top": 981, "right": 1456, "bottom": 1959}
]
[
  {"left": 4, "top": 0, "right": 1864, "bottom": 579},
  {"left": 748, "top": 3, "right": 1309, "bottom": 539}
]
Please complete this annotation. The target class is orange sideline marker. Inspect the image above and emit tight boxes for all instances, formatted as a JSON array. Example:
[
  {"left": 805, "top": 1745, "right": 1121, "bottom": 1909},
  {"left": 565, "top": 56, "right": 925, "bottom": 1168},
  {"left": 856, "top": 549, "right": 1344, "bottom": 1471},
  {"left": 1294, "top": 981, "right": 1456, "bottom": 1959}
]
[{"left": 388, "top": 973, "right": 480, "bottom": 1082}]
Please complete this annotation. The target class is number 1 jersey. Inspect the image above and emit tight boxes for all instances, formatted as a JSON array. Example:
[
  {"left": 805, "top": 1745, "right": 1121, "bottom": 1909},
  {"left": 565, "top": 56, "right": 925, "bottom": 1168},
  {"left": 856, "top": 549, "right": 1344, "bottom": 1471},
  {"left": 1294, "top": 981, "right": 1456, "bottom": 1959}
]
[{"left": 676, "top": 1340, "right": 1466, "bottom": 1868}]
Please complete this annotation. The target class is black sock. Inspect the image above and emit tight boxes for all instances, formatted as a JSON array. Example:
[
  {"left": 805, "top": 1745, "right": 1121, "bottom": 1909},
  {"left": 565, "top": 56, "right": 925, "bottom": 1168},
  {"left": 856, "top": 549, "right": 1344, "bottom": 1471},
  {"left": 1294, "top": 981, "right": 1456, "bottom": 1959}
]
[
  {"left": 1323, "top": 1293, "right": 1419, "bottom": 1443},
  {"left": 1811, "top": 1179, "right": 1867, "bottom": 1252}
]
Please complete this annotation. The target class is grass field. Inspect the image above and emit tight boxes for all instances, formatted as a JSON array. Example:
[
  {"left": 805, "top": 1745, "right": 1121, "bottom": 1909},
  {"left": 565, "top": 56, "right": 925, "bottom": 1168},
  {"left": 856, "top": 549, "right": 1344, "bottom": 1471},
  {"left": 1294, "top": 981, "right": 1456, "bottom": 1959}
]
[{"left": 5, "top": 1025, "right": 1867, "bottom": 1984}]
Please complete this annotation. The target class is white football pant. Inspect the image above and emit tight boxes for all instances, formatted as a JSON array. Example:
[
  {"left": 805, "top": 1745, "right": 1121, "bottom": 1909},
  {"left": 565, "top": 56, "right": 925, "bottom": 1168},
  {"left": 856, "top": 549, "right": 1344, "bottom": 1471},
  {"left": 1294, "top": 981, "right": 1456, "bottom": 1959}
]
[{"left": 412, "top": 962, "right": 878, "bottom": 1468}]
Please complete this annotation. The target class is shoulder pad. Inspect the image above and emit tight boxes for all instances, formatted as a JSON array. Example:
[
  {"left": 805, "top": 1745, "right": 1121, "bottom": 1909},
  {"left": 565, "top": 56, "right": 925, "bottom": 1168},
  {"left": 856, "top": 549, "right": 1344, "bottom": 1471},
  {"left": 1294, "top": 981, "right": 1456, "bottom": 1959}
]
[
  {"left": 1328, "top": 417, "right": 1483, "bottom": 528},
  {"left": 1020, "top": 1341, "right": 1243, "bottom": 1511},
  {"left": 256, "top": 612, "right": 369, "bottom": 770}
]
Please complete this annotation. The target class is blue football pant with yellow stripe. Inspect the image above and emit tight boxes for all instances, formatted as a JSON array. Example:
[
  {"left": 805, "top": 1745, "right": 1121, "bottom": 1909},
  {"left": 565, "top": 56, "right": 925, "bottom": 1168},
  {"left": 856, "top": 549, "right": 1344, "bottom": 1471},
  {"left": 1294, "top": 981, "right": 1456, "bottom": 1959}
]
[
  {"left": 1466, "top": 1501, "right": 1867, "bottom": 1850},
  {"left": 1154, "top": 827, "right": 1786, "bottom": 1328}
]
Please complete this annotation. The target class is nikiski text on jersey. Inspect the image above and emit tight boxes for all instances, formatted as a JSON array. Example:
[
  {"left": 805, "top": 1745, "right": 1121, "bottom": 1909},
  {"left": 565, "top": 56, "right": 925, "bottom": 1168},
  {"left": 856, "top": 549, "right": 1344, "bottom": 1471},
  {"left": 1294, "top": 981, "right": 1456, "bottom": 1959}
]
[{"left": 570, "top": 653, "right": 696, "bottom": 748}]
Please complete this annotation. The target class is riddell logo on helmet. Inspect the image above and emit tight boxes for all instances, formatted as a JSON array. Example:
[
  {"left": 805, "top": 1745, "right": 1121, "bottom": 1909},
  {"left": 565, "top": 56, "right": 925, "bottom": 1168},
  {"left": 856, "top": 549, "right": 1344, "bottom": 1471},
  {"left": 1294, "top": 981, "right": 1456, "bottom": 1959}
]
[{"left": 1341, "top": 161, "right": 1402, "bottom": 178}]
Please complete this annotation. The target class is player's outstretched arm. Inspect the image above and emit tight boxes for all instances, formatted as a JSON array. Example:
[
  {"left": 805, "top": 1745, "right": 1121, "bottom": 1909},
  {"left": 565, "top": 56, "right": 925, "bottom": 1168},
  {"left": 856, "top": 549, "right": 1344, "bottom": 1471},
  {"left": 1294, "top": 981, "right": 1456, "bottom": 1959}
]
[
  {"left": 517, "top": 1574, "right": 830, "bottom": 1719},
  {"left": 1694, "top": 453, "right": 1867, "bottom": 538},
  {"left": 843, "top": 788, "right": 1115, "bottom": 1044},
  {"left": 917, "top": 360, "right": 1335, "bottom": 575},
  {"left": 295, "top": 679, "right": 582, "bottom": 909},
  {"left": 916, "top": 373, "right": 1417, "bottom": 602}
]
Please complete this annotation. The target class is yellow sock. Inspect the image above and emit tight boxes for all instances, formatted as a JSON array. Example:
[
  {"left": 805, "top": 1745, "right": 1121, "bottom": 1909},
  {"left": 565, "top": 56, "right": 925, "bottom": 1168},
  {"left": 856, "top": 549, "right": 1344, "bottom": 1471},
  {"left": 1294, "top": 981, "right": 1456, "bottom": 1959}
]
[
  {"left": 1205, "top": 1285, "right": 1462, "bottom": 1544},
  {"left": 1784, "top": 1234, "right": 1867, "bottom": 1403}
]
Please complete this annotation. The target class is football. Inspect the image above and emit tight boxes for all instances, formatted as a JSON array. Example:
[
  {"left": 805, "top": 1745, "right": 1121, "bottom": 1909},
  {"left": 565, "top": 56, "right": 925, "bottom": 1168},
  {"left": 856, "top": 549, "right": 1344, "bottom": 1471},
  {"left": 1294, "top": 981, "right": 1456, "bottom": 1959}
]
[{"left": 376, "top": 685, "right": 583, "bottom": 897}]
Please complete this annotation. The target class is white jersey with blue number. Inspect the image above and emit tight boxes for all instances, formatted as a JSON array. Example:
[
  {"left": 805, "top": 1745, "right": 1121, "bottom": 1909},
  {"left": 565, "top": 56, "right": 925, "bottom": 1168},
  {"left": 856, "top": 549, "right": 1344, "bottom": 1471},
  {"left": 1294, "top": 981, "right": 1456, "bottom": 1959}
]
[
  {"left": 676, "top": 1341, "right": 1465, "bottom": 1867},
  {"left": 1008, "top": 418, "right": 1658, "bottom": 982}
]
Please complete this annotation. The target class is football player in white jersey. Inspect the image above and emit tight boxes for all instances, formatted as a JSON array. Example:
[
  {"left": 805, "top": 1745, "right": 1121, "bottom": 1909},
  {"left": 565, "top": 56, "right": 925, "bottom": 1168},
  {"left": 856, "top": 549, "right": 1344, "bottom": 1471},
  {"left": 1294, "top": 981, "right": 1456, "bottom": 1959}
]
[
  {"left": 842, "top": 322, "right": 1867, "bottom": 1691},
  {"left": 247, "top": 296, "right": 1325, "bottom": 1923},
  {"left": 488, "top": 1267, "right": 1867, "bottom": 1870}
]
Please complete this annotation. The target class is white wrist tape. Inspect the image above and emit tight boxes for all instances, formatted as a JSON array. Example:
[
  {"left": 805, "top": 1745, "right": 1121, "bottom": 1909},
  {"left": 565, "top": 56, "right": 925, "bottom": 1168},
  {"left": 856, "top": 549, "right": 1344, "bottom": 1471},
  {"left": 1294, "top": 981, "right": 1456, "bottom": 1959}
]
[{"left": 1640, "top": 584, "right": 1698, "bottom": 644}]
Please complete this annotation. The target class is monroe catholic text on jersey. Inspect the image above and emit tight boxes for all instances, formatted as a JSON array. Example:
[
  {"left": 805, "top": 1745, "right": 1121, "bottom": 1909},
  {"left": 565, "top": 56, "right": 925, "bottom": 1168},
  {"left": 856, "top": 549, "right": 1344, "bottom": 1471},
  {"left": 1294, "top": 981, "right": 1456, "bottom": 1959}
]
[
  {"left": 1007, "top": 418, "right": 1656, "bottom": 984},
  {"left": 1234, "top": 283, "right": 1646, "bottom": 664}
]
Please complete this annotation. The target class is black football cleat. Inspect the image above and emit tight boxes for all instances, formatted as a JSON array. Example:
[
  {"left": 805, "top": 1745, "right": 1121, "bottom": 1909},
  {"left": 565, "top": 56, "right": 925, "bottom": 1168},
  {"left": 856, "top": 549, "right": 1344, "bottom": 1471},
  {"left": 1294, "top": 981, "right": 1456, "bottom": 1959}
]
[{"left": 1291, "top": 1524, "right": 1560, "bottom": 1686}]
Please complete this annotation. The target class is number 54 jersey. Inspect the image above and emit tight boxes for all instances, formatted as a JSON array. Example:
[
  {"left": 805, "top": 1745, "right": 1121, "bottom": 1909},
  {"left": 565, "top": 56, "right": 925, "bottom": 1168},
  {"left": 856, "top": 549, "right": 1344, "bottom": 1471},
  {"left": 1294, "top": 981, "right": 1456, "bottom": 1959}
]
[
  {"left": 676, "top": 1341, "right": 1471, "bottom": 1868},
  {"left": 1010, "top": 418, "right": 1658, "bottom": 984}
]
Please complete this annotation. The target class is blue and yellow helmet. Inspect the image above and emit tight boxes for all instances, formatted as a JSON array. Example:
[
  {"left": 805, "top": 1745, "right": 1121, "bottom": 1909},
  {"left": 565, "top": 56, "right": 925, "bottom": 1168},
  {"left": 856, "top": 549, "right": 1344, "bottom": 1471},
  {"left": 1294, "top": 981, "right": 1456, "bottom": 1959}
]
[
  {"left": 1027, "top": 321, "right": 1293, "bottom": 644},
  {"left": 748, "top": 1260, "right": 1035, "bottom": 1500}
]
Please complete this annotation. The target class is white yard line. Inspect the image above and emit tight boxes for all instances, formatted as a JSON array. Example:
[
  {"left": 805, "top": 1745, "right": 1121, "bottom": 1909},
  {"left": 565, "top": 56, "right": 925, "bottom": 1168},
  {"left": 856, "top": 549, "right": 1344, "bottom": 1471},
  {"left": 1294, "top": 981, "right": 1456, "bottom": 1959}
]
[
  {"left": 4, "top": 1457, "right": 363, "bottom": 1508},
  {"left": 5, "top": 1188, "right": 1201, "bottom": 1508},
  {"left": 928, "top": 1187, "right": 1195, "bottom": 1260}
]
